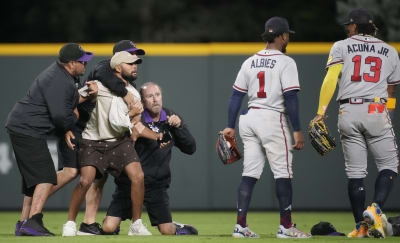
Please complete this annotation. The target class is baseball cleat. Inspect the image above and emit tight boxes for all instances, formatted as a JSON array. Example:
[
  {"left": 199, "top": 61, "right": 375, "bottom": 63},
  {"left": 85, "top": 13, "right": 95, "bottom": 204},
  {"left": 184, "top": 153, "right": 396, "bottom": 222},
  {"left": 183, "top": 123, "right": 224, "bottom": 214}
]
[
  {"left": 232, "top": 224, "right": 259, "bottom": 238},
  {"left": 363, "top": 203, "right": 385, "bottom": 238},
  {"left": 277, "top": 224, "right": 311, "bottom": 238},
  {"left": 347, "top": 222, "right": 369, "bottom": 238}
]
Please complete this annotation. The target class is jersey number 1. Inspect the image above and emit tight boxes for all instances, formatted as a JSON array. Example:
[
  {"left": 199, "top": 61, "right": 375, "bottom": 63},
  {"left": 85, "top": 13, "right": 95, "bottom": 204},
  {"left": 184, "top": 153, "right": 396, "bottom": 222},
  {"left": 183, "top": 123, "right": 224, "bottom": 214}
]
[
  {"left": 351, "top": 55, "right": 382, "bottom": 83},
  {"left": 257, "top": 71, "right": 267, "bottom": 98}
]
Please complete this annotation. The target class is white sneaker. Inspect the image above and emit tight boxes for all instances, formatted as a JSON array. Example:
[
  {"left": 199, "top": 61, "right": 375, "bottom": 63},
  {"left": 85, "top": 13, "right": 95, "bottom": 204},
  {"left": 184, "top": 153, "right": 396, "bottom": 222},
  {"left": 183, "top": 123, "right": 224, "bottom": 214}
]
[
  {"left": 232, "top": 224, "right": 259, "bottom": 238},
  {"left": 277, "top": 224, "right": 311, "bottom": 238},
  {"left": 62, "top": 221, "right": 77, "bottom": 237},
  {"left": 128, "top": 219, "right": 152, "bottom": 236},
  {"left": 381, "top": 214, "right": 394, "bottom": 236}
]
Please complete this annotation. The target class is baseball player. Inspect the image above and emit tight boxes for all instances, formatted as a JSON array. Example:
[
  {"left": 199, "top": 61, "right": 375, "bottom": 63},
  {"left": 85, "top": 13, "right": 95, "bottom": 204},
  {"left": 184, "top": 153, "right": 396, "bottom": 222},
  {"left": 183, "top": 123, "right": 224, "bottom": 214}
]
[
  {"left": 222, "top": 17, "right": 310, "bottom": 239},
  {"left": 312, "top": 8, "right": 400, "bottom": 238}
]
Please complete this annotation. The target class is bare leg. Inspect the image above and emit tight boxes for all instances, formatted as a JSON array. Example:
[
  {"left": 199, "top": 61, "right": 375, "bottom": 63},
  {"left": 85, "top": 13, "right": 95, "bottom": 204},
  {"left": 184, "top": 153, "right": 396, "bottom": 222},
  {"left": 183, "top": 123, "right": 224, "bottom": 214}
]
[
  {"left": 29, "top": 183, "right": 52, "bottom": 217},
  {"left": 49, "top": 167, "right": 78, "bottom": 195},
  {"left": 21, "top": 196, "right": 32, "bottom": 221},
  {"left": 67, "top": 166, "right": 96, "bottom": 222},
  {"left": 83, "top": 174, "right": 108, "bottom": 224},
  {"left": 158, "top": 223, "right": 176, "bottom": 235},
  {"left": 124, "top": 162, "right": 144, "bottom": 222},
  {"left": 102, "top": 216, "right": 122, "bottom": 234}
]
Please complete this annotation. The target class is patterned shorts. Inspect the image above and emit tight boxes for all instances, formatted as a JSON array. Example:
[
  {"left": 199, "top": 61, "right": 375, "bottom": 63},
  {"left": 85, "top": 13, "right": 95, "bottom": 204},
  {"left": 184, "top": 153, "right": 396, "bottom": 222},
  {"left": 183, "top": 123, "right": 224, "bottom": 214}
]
[{"left": 79, "top": 136, "right": 139, "bottom": 178}]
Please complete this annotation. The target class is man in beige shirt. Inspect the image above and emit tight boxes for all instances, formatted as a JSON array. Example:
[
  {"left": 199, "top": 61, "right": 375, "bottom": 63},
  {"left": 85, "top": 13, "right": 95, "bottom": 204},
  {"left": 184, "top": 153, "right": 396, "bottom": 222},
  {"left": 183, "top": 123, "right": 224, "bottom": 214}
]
[{"left": 63, "top": 51, "right": 163, "bottom": 236}]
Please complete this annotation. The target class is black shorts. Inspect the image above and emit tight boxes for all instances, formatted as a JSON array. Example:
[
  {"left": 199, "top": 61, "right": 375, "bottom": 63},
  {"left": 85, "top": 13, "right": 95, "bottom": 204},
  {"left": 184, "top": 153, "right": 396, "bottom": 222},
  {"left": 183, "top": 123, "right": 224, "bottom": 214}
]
[
  {"left": 8, "top": 131, "right": 57, "bottom": 196},
  {"left": 79, "top": 136, "right": 139, "bottom": 178},
  {"left": 106, "top": 181, "right": 172, "bottom": 226},
  {"left": 57, "top": 126, "right": 82, "bottom": 169}
]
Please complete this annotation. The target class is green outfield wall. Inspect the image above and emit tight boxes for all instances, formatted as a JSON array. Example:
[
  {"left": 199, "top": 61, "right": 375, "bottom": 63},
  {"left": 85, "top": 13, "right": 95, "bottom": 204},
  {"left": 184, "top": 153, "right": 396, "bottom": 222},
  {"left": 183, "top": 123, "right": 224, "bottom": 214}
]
[{"left": 0, "top": 43, "right": 399, "bottom": 210}]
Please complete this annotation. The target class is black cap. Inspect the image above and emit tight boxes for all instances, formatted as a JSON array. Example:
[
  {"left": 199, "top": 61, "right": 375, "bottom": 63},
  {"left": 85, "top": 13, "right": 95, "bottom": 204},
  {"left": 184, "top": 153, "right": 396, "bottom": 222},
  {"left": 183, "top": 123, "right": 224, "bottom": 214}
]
[
  {"left": 113, "top": 40, "right": 145, "bottom": 55},
  {"left": 59, "top": 43, "right": 94, "bottom": 63},
  {"left": 344, "top": 8, "right": 373, "bottom": 25},
  {"left": 263, "top": 17, "right": 295, "bottom": 35},
  {"left": 311, "top": 222, "right": 345, "bottom": 236}
]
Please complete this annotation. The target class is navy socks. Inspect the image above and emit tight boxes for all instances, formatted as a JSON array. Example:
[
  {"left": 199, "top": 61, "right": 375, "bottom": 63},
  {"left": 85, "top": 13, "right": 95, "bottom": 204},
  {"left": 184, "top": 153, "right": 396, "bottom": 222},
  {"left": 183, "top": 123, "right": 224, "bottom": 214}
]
[
  {"left": 348, "top": 178, "right": 366, "bottom": 223},
  {"left": 236, "top": 176, "right": 257, "bottom": 227},
  {"left": 275, "top": 178, "right": 292, "bottom": 228},
  {"left": 373, "top": 169, "right": 397, "bottom": 208}
]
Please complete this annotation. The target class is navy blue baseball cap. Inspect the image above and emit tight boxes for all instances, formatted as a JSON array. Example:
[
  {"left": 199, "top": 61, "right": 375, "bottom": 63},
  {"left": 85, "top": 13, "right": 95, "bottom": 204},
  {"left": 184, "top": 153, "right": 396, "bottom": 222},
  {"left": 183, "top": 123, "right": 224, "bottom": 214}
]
[
  {"left": 344, "top": 8, "right": 373, "bottom": 25},
  {"left": 59, "top": 43, "right": 94, "bottom": 63},
  {"left": 113, "top": 40, "right": 145, "bottom": 55},
  {"left": 263, "top": 17, "right": 295, "bottom": 35}
]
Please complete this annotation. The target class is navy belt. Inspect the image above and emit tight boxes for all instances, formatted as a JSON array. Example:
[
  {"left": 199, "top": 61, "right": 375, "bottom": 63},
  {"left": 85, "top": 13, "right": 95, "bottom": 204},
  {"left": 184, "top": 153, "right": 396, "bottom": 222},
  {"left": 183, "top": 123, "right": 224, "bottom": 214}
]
[{"left": 339, "top": 98, "right": 387, "bottom": 105}]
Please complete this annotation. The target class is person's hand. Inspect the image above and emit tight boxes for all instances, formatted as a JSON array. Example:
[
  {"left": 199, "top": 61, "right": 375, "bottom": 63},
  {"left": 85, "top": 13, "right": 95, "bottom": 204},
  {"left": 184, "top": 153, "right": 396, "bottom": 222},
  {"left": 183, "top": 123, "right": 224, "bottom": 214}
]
[
  {"left": 292, "top": 131, "right": 305, "bottom": 150},
  {"left": 313, "top": 114, "right": 324, "bottom": 122},
  {"left": 167, "top": 115, "right": 181, "bottom": 128},
  {"left": 159, "top": 141, "right": 171, "bottom": 148},
  {"left": 130, "top": 121, "right": 146, "bottom": 141},
  {"left": 222, "top": 127, "right": 235, "bottom": 138},
  {"left": 130, "top": 127, "right": 139, "bottom": 141},
  {"left": 86, "top": 80, "right": 98, "bottom": 96},
  {"left": 65, "top": 130, "right": 76, "bottom": 150},
  {"left": 123, "top": 92, "right": 135, "bottom": 110},
  {"left": 128, "top": 99, "right": 143, "bottom": 118}
]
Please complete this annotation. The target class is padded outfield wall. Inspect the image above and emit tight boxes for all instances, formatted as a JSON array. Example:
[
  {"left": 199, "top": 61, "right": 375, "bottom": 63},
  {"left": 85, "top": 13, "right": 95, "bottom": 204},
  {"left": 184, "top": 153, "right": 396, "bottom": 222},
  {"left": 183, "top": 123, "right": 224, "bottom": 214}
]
[{"left": 0, "top": 43, "right": 399, "bottom": 210}]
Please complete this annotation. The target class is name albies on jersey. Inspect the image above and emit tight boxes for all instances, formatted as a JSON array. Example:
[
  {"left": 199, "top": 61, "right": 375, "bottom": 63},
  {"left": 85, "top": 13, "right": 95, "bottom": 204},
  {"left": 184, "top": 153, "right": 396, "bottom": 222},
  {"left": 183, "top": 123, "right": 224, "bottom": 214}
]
[
  {"left": 233, "top": 49, "right": 300, "bottom": 113},
  {"left": 326, "top": 34, "right": 400, "bottom": 101}
]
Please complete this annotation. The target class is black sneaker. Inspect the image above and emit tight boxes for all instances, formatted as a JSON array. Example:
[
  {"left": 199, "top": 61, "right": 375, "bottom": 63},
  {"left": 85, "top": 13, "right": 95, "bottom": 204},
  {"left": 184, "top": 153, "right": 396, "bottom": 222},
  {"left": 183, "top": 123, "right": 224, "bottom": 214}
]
[
  {"left": 174, "top": 222, "right": 198, "bottom": 235},
  {"left": 77, "top": 222, "right": 103, "bottom": 235},
  {"left": 19, "top": 213, "right": 55, "bottom": 236}
]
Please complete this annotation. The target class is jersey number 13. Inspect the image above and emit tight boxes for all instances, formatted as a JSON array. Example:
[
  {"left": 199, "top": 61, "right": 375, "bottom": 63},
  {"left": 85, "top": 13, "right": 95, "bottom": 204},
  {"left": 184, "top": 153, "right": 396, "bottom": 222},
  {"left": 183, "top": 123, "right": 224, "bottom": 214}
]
[{"left": 351, "top": 55, "right": 382, "bottom": 83}]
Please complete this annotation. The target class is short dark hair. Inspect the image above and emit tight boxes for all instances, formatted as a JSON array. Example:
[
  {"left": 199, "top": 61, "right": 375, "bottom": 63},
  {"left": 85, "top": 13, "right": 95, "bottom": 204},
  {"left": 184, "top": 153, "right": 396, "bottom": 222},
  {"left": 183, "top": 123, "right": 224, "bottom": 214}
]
[
  {"left": 356, "top": 23, "right": 377, "bottom": 36},
  {"left": 261, "top": 32, "right": 280, "bottom": 43}
]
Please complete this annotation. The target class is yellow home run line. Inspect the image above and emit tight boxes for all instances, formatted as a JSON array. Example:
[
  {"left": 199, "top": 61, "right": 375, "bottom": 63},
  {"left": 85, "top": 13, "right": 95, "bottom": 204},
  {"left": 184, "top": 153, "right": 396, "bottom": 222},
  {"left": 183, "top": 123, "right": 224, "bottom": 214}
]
[{"left": 0, "top": 43, "right": 399, "bottom": 56}]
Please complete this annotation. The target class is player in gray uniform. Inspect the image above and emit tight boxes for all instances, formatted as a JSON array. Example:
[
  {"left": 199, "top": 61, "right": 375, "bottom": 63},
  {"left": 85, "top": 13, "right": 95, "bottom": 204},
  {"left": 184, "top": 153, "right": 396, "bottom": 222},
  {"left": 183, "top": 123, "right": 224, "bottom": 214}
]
[
  {"left": 222, "top": 17, "right": 310, "bottom": 239},
  {"left": 313, "top": 8, "right": 400, "bottom": 238}
]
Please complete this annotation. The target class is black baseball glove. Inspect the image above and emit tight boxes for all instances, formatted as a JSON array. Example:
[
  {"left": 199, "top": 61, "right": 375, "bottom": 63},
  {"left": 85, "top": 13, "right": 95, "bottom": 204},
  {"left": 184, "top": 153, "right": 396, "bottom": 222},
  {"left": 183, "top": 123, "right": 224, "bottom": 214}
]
[{"left": 309, "top": 118, "right": 336, "bottom": 156}]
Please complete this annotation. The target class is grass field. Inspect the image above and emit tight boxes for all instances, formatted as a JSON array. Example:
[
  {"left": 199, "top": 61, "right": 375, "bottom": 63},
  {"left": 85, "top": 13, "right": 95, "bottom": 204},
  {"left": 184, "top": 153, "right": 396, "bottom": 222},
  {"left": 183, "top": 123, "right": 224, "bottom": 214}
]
[{"left": 0, "top": 211, "right": 399, "bottom": 242}]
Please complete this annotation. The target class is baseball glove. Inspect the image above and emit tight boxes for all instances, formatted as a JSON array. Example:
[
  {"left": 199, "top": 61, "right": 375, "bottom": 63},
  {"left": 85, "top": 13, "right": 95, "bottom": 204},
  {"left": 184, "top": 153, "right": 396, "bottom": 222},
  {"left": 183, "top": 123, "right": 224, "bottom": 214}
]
[
  {"left": 216, "top": 131, "right": 242, "bottom": 164},
  {"left": 309, "top": 119, "right": 336, "bottom": 156}
]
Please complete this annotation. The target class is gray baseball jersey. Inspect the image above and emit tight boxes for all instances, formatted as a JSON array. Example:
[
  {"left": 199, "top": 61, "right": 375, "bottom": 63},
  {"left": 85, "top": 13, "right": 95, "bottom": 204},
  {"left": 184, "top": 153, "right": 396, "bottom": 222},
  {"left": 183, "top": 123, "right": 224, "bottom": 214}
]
[
  {"left": 327, "top": 35, "right": 400, "bottom": 178},
  {"left": 234, "top": 49, "right": 300, "bottom": 179},
  {"left": 327, "top": 34, "right": 400, "bottom": 100},
  {"left": 233, "top": 49, "right": 300, "bottom": 112}
]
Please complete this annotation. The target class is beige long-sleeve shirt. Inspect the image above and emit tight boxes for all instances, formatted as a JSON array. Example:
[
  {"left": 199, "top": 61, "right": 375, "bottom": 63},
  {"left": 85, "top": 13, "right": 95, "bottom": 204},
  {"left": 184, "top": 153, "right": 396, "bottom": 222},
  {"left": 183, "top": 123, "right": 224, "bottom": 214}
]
[{"left": 82, "top": 81, "right": 140, "bottom": 141}]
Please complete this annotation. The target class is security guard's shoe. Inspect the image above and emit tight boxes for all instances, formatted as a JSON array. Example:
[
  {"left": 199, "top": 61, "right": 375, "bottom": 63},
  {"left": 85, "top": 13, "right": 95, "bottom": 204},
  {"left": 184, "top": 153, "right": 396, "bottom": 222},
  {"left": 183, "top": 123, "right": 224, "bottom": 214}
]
[
  {"left": 363, "top": 203, "right": 385, "bottom": 238},
  {"left": 347, "top": 222, "right": 369, "bottom": 238}
]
